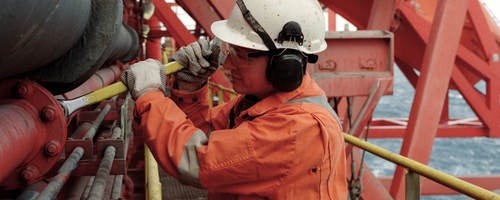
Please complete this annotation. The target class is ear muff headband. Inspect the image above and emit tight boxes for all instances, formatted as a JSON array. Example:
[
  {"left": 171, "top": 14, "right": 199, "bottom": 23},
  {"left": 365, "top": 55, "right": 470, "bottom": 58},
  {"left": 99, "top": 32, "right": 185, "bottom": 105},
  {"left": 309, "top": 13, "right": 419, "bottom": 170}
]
[{"left": 236, "top": 0, "right": 310, "bottom": 92}]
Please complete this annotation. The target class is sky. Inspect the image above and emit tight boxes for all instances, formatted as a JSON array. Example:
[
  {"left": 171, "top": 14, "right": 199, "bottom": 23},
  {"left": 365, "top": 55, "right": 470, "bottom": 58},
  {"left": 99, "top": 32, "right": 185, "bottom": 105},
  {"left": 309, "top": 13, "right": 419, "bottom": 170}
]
[{"left": 481, "top": 0, "right": 500, "bottom": 23}]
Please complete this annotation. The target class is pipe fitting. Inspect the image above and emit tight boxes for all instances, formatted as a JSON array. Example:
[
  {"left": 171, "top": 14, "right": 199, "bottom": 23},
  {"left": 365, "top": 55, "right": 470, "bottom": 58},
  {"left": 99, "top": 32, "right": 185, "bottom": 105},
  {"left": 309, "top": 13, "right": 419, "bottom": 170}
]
[
  {"left": 41, "top": 105, "right": 57, "bottom": 122},
  {"left": 44, "top": 141, "right": 61, "bottom": 157},
  {"left": 15, "top": 82, "right": 33, "bottom": 99},
  {"left": 0, "top": 79, "right": 66, "bottom": 188},
  {"left": 21, "top": 166, "right": 39, "bottom": 182}
]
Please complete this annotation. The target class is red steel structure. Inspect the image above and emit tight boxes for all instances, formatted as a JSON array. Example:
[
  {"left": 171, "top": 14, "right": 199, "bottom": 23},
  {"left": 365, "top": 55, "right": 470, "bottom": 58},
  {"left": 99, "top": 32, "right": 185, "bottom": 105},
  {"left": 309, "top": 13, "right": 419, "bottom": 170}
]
[{"left": 0, "top": 0, "right": 499, "bottom": 199}]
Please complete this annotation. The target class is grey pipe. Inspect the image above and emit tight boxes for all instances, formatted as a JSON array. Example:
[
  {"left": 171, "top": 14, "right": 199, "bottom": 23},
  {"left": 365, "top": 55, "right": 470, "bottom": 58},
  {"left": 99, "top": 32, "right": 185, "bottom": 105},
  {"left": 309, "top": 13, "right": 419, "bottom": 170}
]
[
  {"left": 0, "top": 0, "right": 139, "bottom": 94},
  {"left": 0, "top": 0, "right": 92, "bottom": 79}
]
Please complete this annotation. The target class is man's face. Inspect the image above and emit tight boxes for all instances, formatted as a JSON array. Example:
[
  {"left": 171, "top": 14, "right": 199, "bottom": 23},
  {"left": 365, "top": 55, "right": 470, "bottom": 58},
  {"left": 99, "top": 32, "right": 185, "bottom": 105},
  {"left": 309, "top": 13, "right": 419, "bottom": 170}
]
[{"left": 222, "top": 44, "right": 275, "bottom": 98}]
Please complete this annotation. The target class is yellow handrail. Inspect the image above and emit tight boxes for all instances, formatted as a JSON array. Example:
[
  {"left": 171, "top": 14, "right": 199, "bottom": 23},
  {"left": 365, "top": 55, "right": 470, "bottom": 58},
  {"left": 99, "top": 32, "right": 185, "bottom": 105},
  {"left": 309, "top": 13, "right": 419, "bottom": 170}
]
[
  {"left": 343, "top": 133, "right": 500, "bottom": 200},
  {"left": 145, "top": 146, "right": 162, "bottom": 200}
]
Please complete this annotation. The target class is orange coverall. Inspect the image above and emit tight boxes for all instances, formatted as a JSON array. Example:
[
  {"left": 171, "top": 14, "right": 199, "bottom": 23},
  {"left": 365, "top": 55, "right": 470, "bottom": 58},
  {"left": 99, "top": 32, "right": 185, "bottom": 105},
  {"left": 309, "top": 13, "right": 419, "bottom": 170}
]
[{"left": 134, "top": 73, "right": 347, "bottom": 199}]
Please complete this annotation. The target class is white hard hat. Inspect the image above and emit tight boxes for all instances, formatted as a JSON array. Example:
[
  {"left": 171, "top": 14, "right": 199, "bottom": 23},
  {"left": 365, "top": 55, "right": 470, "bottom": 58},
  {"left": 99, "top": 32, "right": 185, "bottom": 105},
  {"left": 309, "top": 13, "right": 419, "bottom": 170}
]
[{"left": 211, "top": 0, "right": 327, "bottom": 54}]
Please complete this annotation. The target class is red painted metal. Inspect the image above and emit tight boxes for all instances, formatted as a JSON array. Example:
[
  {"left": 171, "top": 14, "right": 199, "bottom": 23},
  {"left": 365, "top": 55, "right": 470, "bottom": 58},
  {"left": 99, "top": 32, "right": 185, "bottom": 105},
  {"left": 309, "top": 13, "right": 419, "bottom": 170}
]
[
  {"left": 310, "top": 31, "right": 394, "bottom": 97},
  {"left": 0, "top": 0, "right": 499, "bottom": 198},
  {"left": 369, "top": 118, "right": 489, "bottom": 138},
  {"left": 383, "top": 0, "right": 500, "bottom": 138},
  {"left": 366, "top": 0, "right": 397, "bottom": 29},
  {"left": 59, "top": 65, "right": 123, "bottom": 100},
  {"left": 408, "top": 1, "right": 500, "bottom": 137},
  {"left": 0, "top": 80, "right": 66, "bottom": 189},
  {"left": 0, "top": 105, "right": 43, "bottom": 184},
  {"left": 146, "top": 16, "right": 163, "bottom": 60},
  {"left": 152, "top": 0, "right": 197, "bottom": 46},
  {"left": 207, "top": 0, "right": 234, "bottom": 19},
  {"left": 390, "top": 1, "right": 469, "bottom": 199},
  {"left": 306, "top": 29, "right": 395, "bottom": 199},
  {"left": 176, "top": 0, "right": 223, "bottom": 37},
  {"left": 327, "top": 9, "right": 336, "bottom": 31},
  {"left": 314, "top": 0, "right": 500, "bottom": 198}
]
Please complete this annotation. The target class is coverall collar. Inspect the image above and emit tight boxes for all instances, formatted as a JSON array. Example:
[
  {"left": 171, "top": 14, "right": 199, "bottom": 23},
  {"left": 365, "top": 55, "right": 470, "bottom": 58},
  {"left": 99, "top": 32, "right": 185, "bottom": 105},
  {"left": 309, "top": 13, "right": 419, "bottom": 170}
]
[{"left": 242, "top": 72, "right": 324, "bottom": 118}]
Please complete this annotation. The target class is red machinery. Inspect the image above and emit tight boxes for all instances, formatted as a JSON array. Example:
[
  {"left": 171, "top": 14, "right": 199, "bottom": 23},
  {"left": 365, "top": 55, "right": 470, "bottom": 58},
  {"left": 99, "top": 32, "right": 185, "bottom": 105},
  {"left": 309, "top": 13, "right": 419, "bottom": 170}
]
[{"left": 0, "top": 0, "right": 498, "bottom": 199}]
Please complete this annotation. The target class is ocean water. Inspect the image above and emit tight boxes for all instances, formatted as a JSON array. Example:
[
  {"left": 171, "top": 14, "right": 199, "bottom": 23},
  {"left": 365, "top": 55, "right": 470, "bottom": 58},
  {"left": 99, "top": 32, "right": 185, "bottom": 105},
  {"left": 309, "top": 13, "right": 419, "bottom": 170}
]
[{"left": 366, "top": 67, "right": 500, "bottom": 199}]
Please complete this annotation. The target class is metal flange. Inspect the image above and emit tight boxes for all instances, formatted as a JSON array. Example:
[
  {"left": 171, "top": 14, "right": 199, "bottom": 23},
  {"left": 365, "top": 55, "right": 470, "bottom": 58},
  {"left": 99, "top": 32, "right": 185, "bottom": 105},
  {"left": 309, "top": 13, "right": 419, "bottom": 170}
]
[{"left": 0, "top": 79, "right": 66, "bottom": 188}]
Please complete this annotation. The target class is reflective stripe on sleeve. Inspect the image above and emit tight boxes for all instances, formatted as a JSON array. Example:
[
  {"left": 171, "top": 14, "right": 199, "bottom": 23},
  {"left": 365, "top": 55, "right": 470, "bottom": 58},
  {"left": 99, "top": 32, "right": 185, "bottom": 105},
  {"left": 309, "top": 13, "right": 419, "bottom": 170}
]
[
  {"left": 178, "top": 129, "right": 208, "bottom": 187},
  {"left": 286, "top": 95, "right": 342, "bottom": 129}
]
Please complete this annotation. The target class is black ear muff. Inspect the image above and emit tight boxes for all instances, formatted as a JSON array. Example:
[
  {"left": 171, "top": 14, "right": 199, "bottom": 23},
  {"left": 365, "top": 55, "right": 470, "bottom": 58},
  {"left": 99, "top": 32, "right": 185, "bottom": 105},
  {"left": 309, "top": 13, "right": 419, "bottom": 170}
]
[
  {"left": 266, "top": 49, "right": 307, "bottom": 92},
  {"left": 265, "top": 21, "right": 307, "bottom": 92},
  {"left": 236, "top": 0, "right": 313, "bottom": 92}
]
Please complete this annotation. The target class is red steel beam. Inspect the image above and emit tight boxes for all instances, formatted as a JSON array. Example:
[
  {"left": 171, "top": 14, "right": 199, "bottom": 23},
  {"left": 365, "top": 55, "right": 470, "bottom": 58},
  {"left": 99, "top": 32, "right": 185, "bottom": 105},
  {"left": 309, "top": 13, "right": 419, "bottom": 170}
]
[
  {"left": 152, "top": 0, "right": 196, "bottom": 46},
  {"left": 207, "top": 0, "right": 234, "bottom": 19},
  {"left": 322, "top": 0, "right": 500, "bottom": 138},
  {"left": 347, "top": 79, "right": 393, "bottom": 140},
  {"left": 397, "top": 1, "right": 500, "bottom": 137},
  {"left": 311, "top": 0, "right": 500, "bottom": 199},
  {"left": 451, "top": 65, "right": 493, "bottom": 127},
  {"left": 320, "top": 0, "right": 372, "bottom": 29},
  {"left": 468, "top": 0, "right": 500, "bottom": 64},
  {"left": 367, "top": 0, "right": 397, "bottom": 29},
  {"left": 390, "top": 1, "right": 469, "bottom": 199},
  {"left": 176, "top": 0, "right": 223, "bottom": 37},
  {"left": 468, "top": 0, "right": 500, "bottom": 137}
]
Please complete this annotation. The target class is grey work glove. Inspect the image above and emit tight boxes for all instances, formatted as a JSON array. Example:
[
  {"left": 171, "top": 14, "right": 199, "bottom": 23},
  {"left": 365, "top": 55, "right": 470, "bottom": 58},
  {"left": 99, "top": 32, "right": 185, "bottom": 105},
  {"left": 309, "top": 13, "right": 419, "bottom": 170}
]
[
  {"left": 173, "top": 37, "right": 222, "bottom": 84},
  {"left": 120, "top": 58, "right": 167, "bottom": 100}
]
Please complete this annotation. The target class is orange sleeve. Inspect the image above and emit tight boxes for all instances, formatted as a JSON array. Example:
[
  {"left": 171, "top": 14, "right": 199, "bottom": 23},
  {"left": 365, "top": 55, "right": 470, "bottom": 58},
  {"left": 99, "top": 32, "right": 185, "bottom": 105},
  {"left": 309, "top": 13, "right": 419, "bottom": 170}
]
[
  {"left": 170, "top": 84, "right": 241, "bottom": 131},
  {"left": 133, "top": 89, "right": 238, "bottom": 180},
  {"left": 134, "top": 91, "right": 201, "bottom": 179},
  {"left": 170, "top": 84, "right": 211, "bottom": 132}
]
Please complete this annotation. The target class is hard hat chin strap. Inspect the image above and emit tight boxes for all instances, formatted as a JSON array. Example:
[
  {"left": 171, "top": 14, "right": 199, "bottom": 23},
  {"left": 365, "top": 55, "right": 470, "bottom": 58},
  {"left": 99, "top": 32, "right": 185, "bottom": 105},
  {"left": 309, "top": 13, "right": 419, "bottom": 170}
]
[{"left": 236, "top": 0, "right": 277, "bottom": 50}]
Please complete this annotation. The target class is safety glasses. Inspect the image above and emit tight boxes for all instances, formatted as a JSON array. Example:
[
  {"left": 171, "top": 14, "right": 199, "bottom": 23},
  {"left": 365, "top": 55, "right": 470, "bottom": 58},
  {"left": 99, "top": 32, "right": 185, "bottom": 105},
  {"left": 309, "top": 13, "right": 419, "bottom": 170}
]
[
  {"left": 222, "top": 43, "right": 318, "bottom": 63},
  {"left": 222, "top": 43, "right": 266, "bottom": 61}
]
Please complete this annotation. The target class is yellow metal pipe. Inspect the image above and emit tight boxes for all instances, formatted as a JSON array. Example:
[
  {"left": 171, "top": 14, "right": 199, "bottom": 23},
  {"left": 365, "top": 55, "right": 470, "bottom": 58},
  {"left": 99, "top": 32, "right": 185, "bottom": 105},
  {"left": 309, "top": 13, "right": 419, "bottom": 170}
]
[
  {"left": 343, "top": 133, "right": 500, "bottom": 200},
  {"left": 145, "top": 146, "right": 162, "bottom": 200}
]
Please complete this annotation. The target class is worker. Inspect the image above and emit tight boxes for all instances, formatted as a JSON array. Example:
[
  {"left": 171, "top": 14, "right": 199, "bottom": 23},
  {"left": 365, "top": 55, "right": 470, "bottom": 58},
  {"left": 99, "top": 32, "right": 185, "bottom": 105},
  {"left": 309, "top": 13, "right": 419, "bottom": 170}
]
[{"left": 120, "top": 0, "right": 347, "bottom": 199}]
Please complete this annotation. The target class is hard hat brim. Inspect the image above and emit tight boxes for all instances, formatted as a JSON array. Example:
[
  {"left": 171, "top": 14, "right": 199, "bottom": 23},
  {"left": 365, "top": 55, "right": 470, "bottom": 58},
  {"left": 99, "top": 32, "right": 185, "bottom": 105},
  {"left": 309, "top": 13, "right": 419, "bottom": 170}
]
[
  {"left": 212, "top": 20, "right": 327, "bottom": 54},
  {"left": 211, "top": 20, "right": 270, "bottom": 52}
]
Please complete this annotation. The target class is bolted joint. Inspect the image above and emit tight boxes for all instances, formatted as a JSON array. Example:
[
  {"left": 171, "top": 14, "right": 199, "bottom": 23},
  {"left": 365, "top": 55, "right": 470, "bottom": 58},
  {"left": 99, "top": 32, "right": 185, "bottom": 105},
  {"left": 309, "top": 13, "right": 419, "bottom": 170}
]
[
  {"left": 15, "top": 82, "right": 33, "bottom": 99},
  {"left": 41, "top": 105, "right": 57, "bottom": 122},
  {"left": 21, "top": 165, "right": 39, "bottom": 182},
  {"left": 44, "top": 141, "right": 61, "bottom": 157}
]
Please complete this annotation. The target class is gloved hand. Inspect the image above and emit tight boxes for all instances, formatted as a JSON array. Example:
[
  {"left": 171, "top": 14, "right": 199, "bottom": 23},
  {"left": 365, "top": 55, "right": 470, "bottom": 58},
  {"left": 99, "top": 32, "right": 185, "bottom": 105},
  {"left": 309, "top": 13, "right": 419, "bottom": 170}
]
[
  {"left": 173, "top": 37, "right": 221, "bottom": 86},
  {"left": 120, "top": 58, "right": 167, "bottom": 100}
]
